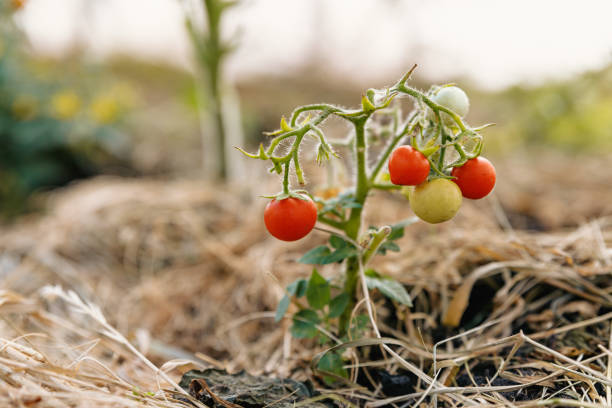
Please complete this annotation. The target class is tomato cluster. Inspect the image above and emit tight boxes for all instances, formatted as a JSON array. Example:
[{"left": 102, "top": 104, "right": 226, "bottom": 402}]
[{"left": 389, "top": 144, "right": 496, "bottom": 224}]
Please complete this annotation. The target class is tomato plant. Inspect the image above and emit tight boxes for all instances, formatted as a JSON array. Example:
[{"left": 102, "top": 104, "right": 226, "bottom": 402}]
[
  {"left": 451, "top": 156, "right": 496, "bottom": 199},
  {"left": 238, "top": 66, "right": 494, "bottom": 384},
  {"left": 264, "top": 196, "right": 318, "bottom": 241},
  {"left": 388, "top": 145, "right": 430, "bottom": 186}
]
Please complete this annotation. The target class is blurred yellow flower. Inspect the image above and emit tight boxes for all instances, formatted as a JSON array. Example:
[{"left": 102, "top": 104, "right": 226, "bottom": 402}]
[
  {"left": 11, "top": 0, "right": 26, "bottom": 10},
  {"left": 11, "top": 95, "right": 38, "bottom": 121},
  {"left": 90, "top": 96, "right": 120, "bottom": 124},
  {"left": 109, "top": 83, "right": 138, "bottom": 108},
  {"left": 51, "top": 90, "right": 81, "bottom": 120}
]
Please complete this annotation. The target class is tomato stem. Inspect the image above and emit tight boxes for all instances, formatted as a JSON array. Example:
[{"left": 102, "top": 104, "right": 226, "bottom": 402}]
[
  {"left": 282, "top": 162, "right": 290, "bottom": 195},
  {"left": 369, "top": 112, "right": 418, "bottom": 185},
  {"left": 339, "top": 116, "right": 370, "bottom": 335}
]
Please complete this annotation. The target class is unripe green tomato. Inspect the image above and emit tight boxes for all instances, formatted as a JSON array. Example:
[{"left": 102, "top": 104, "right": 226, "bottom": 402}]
[
  {"left": 431, "top": 86, "right": 469, "bottom": 126},
  {"left": 409, "top": 178, "right": 462, "bottom": 224}
]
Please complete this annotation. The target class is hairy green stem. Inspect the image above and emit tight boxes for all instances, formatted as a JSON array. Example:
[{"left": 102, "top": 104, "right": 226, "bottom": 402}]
[
  {"left": 396, "top": 84, "right": 467, "bottom": 132},
  {"left": 339, "top": 117, "right": 370, "bottom": 335},
  {"left": 437, "top": 114, "right": 448, "bottom": 171},
  {"left": 317, "top": 215, "right": 345, "bottom": 230},
  {"left": 368, "top": 112, "right": 417, "bottom": 184},
  {"left": 282, "top": 162, "right": 290, "bottom": 194},
  {"left": 362, "top": 226, "right": 391, "bottom": 265},
  {"left": 290, "top": 104, "right": 341, "bottom": 127}
]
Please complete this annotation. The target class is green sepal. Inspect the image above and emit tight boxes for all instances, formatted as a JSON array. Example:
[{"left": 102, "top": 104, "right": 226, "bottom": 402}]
[
  {"left": 361, "top": 94, "right": 376, "bottom": 113},
  {"left": 420, "top": 144, "right": 440, "bottom": 157},
  {"left": 280, "top": 116, "right": 292, "bottom": 132}
]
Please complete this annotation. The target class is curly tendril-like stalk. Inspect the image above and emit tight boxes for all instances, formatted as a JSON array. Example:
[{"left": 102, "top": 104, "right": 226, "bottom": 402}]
[{"left": 237, "top": 65, "right": 491, "bottom": 334}]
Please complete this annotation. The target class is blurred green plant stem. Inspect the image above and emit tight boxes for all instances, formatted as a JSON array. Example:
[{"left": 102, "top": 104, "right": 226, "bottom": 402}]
[{"left": 185, "top": 0, "right": 243, "bottom": 182}]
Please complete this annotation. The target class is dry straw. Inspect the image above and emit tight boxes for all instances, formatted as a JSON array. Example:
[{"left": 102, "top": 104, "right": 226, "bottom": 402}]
[{"left": 1, "top": 153, "right": 611, "bottom": 406}]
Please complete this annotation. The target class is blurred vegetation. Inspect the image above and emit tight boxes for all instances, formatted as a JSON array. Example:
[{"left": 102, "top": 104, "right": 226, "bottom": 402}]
[
  {"left": 474, "top": 64, "right": 612, "bottom": 154},
  {"left": 2, "top": 0, "right": 611, "bottom": 220},
  {"left": 0, "top": 3, "right": 133, "bottom": 218}
]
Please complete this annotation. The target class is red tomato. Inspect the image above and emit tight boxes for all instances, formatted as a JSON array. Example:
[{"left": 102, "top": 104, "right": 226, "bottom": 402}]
[
  {"left": 451, "top": 157, "right": 496, "bottom": 199},
  {"left": 388, "top": 146, "right": 430, "bottom": 186},
  {"left": 264, "top": 196, "right": 318, "bottom": 241}
]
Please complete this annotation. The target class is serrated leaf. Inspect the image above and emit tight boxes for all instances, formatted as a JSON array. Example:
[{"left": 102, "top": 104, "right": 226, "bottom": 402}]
[
  {"left": 298, "top": 246, "right": 332, "bottom": 264},
  {"left": 275, "top": 295, "right": 290, "bottom": 322},
  {"left": 306, "top": 269, "right": 330, "bottom": 309},
  {"left": 329, "top": 293, "right": 349, "bottom": 318},
  {"left": 287, "top": 279, "right": 307, "bottom": 297},
  {"left": 291, "top": 309, "right": 320, "bottom": 339},
  {"left": 365, "top": 275, "right": 412, "bottom": 306},
  {"left": 317, "top": 351, "right": 348, "bottom": 384}
]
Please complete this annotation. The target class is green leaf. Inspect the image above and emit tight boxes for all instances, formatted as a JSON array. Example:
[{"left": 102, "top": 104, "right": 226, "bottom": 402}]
[
  {"left": 377, "top": 241, "right": 400, "bottom": 255},
  {"left": 328, "top": 293, "right": 349, "bottom": 318},
  {"left": 299, "top": 244, "right": 357, "bottom": 265},
  {"left": 317, "top": 351, "right": 348, "bottom": 384},
  {"left": 329, "top": 235, "right": 347, "bottom": 249},
  {"left": 275, "top": 295, "right": 290, "bottom": 322},
  {"left": 348, "top": 314, "right": 371, "bottom": 340},
  {"left": 387, "top": 225, "right": 405, "bottom": 241},
  {"left": 298, "top": 246, "right": 332, "bottom": 264},
  {"left": 287, "top": 279, "right": 307, "bottom": 298},
  {"left": 291, "top": 309, "right": 320, "bottom": 339},
  {"left": 306, "top": 269, "right": 330, "bottom": 309},
  {"left": 341, "top": 202, "right": 362, "bottom": 209},
  {"left": 324, "top": 246, "right": 358, "bottom": 264},
  {"left": 365, "top": 274, "right": 412, "bottom": 307},
  {"left": 388, "top": 218, "right": 419, "bottom": 240}
]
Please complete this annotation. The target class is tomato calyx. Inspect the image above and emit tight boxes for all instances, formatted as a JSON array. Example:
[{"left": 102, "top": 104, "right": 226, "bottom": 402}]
[{"left": 261, "top": 190, "right": 312, "bottom": 202}]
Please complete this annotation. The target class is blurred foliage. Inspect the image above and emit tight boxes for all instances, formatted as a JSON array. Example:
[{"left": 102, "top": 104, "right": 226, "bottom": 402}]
[
  {"left": 476, "top": 64, "right": 612, "bottom": 154},
  {"left": 0, "top": 3, "right": 134, "bottom": 219}
]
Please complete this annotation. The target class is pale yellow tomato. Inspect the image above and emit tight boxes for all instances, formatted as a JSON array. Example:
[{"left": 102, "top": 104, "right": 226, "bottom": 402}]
[{"left": 409, "top": 178, "right": 462, "bottom": 224}]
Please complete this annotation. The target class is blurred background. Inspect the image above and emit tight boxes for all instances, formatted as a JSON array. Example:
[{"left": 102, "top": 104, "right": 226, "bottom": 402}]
[{"left": 1, "top": 0, "right": 612, "bottom": 218}]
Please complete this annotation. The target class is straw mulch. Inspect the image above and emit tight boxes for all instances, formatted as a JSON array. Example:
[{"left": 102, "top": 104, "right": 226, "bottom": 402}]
[{"left": 1, "top": 152, "right": 611, "bottom": 407}]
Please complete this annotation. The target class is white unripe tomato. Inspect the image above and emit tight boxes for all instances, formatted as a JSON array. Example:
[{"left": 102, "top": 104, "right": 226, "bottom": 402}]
[{"left": 431, "top": 86, "right": 469, "bottom": 126}]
